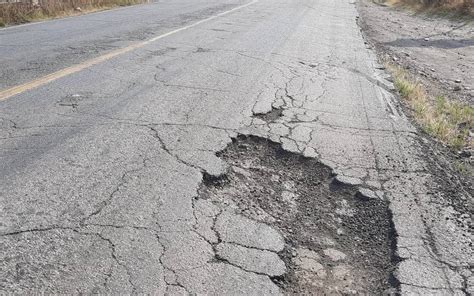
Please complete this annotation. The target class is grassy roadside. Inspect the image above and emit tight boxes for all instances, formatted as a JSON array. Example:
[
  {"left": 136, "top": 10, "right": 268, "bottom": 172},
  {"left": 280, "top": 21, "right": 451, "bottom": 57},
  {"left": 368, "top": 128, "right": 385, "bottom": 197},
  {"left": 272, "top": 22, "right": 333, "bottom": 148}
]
[
  {"left": 386, "top": 63, "right": 473, "bottom": 152},
  {"left": 0, "top": 0, "right": 147, "bottom": 27},
  {"left": 380, "top": 0, "right": 474, "bottom": 16}
]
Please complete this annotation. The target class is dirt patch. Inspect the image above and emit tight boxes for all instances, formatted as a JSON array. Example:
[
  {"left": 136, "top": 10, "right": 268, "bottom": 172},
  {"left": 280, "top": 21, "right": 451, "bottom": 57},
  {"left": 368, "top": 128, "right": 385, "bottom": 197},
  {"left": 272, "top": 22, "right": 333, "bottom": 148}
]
[{"left": 198, "top": 135, "right": 398, "bottom": 295}]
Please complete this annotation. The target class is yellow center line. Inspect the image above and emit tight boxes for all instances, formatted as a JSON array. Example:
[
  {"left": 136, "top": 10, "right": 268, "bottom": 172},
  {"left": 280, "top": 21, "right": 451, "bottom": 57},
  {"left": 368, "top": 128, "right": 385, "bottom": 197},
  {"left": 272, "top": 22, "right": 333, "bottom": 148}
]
[{"left": 0, "top": 0, "right": 258, "bottom": 102}]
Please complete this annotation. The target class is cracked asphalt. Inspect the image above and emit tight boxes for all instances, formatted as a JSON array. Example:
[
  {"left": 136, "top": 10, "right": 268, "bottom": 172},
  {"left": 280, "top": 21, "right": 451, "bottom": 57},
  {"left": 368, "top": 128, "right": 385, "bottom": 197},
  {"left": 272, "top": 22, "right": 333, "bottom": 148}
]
[{"left": 1, "top": 0, "right": 472, "bottom": 294}]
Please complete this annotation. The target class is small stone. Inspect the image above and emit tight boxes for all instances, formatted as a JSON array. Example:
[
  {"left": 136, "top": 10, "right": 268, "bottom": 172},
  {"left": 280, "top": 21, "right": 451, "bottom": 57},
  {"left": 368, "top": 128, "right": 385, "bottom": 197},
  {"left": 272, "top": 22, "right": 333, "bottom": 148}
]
[
  {"left": 296, "top": 258, "right": 326, "bottom": 278},
  {"left": 270, "top": 174, "right": 280, "bottom": 182},
  {"left": 332, "top": 264, "right": 352, "bottom": 280},
  {"left": 297, "top": 248, "right": 321, "bottom": 260},
  {"left": 323, "top": 248, "right": 347, "bottom": 261},
  {"left": 232, "top": 166, "right": 251, "bottom": 177},
  {"left": 318, "top": 236, "right": 336, "bottom": 246},
  {"left": 392, "top": 56, "right": 398, "bottom": 62},
  {"left": 281, "top": 190, "right": 297, "bottom": 204},
  {"left": 293, "top": 248, "right": 326, "bottom": 278},
  {"left": 458, "top": 150, "right": 471, "bottom": 158},
  {"left": 455, "top": 79, "right": 462, "bottom": 83},
  {"left": 334, "top": 175, "right": 363, "bottom": 186},
  {"left": 355, "top": 188, "right": 378, "bottom": 201},
  {"left": 424, "top": 37, "right": 430, "bottom": 41},
  {"left": 282, "top": 180, "right": 295, "bottom": 191},
  {"left": 376, "top": 190, "right": 385, "bottom": 199}
]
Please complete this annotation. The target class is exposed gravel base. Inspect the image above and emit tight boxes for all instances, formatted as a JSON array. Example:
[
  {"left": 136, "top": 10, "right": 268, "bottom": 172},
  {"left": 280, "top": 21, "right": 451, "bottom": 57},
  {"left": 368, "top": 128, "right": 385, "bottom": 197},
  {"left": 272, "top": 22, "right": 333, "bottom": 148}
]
[{"left": 198, "top": 135, "right": 398, "bottom": 295}]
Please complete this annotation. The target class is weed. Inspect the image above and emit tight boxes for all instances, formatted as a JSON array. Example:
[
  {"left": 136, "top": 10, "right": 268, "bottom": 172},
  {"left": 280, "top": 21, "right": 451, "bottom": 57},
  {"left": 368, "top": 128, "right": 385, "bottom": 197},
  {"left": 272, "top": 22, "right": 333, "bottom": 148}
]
[
  {"left": 0, "top": 0, "right": 147, "bottom": 26},
  {"left": 387, "top": 63, "right": 473, "bottom": 151},
  {"left": 382, "top": 0, "right": 474, "bottom": 16},
  {"left": 454, "top": 160, "right": 473, "bottom": 176}
]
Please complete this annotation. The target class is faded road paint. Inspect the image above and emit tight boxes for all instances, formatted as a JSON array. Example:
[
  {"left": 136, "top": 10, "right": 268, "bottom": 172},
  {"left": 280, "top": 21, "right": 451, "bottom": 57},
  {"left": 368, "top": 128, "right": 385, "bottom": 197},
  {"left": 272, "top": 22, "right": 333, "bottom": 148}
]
[{"left": 0, "top": 0, "right": 258, "bottom": 101}]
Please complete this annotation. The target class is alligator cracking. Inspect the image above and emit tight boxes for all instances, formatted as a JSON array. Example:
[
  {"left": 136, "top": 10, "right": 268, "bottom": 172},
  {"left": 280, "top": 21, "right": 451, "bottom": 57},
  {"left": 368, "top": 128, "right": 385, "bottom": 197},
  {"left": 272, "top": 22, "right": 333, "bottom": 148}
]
[{"left": 198, "top": 135, "right": 399, "bottom": 295}]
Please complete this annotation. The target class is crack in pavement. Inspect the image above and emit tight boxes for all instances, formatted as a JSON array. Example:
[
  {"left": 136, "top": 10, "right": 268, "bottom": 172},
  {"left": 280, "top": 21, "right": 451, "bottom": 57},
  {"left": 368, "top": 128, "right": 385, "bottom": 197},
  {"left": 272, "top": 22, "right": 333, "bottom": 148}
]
[
  {"left": 2, "top": 0, "right": 472, "bottom": 293},
  {"left": 77, "top": 230, "right": 136, "bottom": 294},
  {"left": 244, "top": 48, "right": 472, "bottom": 293},
  {"left": 81, "top": 156, "right": 150, "bottom": 225}
]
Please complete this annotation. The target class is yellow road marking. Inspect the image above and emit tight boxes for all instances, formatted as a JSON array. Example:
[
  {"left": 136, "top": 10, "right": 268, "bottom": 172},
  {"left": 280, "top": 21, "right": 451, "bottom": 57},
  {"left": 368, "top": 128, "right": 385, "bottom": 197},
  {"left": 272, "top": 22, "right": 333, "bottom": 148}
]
[{"left": 0, "top": 0, "right": 258, "bottom": 102}]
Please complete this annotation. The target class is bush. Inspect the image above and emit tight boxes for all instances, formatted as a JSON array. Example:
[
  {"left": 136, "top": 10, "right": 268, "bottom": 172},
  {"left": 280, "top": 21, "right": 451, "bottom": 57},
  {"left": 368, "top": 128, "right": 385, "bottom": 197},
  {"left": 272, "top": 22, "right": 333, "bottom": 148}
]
[
  {"left": 0, "top": 0, "right": 146, "bottom": 26},
  {"left": 386, "top": 0, "right": 474, "bottom": 15}
]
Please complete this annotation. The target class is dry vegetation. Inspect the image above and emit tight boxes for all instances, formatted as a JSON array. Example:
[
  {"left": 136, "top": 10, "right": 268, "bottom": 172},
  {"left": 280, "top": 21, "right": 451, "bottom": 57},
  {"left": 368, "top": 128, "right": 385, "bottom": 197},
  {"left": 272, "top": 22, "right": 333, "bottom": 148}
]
[
  {"left": 386, "top": 63, "right": 473, "bottom": 151},
  {"left": 0, "top": 0, "right": 147, "bottom": 27},
  {"left": 383, "top": 0, "right": 474, "bottom": 15}
]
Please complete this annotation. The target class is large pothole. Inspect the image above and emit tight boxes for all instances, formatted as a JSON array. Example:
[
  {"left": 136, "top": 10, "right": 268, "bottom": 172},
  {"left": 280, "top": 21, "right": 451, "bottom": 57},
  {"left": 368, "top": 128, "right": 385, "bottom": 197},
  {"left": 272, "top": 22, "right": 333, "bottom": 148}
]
[{"left": 198, "top": 135, "right": 398, "bottom": 295}]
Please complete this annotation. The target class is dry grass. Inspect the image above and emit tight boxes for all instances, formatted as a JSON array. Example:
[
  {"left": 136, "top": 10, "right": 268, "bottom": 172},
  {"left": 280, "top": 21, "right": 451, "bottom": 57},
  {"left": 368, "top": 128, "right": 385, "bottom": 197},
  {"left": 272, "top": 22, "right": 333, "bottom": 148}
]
[
  {"left": 0, "top": 0, "right": 147, "bottom": 27},
  {"left": 386, "top": 63, "right": 473, "bottom": 151},
  {"left": 454, "top": 159, "right": 474, "bottom": 175},
  {"left": 383, "top": 0, "right": 474, "bottom": 16}
]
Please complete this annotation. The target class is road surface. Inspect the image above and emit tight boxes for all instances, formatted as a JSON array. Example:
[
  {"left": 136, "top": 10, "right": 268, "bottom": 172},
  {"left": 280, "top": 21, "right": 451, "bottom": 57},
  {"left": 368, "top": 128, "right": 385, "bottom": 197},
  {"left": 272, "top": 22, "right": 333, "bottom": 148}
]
[{"left": 1, "top": 0, "right": 472, "bottom": 294}]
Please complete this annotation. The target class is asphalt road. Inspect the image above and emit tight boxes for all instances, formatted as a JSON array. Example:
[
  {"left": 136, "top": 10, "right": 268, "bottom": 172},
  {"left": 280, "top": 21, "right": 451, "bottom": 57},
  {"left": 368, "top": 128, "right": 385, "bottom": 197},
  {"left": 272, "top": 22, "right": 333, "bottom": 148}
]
[{"left": 1, "top": 0, "right": 472, "bottom": 294}]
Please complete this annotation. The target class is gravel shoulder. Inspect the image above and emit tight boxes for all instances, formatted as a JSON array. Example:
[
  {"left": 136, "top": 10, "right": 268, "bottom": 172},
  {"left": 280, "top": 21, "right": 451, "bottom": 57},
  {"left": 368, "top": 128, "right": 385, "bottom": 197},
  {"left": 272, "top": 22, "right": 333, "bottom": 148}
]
[
  {"left": 357, "top": 0, "right": 473, "bottom": 105},
  {"left": 357, "top": 0, "right": 473, "bottom": 183}
]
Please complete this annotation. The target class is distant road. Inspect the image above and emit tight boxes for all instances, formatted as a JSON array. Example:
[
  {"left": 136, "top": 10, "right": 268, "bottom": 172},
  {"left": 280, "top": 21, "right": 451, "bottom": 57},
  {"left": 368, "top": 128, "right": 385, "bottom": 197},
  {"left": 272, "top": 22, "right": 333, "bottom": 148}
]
[{"left": 0, "top": 0, "right": 243, "bottom": 90}]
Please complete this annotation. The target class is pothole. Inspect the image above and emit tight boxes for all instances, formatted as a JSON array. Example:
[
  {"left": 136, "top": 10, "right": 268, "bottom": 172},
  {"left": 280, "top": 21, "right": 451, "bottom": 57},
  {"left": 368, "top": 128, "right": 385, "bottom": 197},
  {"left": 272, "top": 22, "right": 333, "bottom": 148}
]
[
  {"left": 198, "top": 135, "right": 398, "bottom": 295},
  {"left": 253, "top": 107, "right": 283, "bottom": 123}
]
